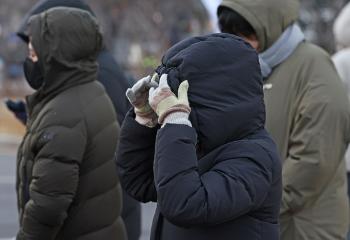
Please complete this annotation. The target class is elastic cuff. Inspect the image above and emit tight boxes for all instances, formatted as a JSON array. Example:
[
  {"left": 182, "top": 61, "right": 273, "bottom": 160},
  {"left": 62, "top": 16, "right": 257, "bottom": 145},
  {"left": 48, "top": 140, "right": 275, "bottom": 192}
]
[{"left": 162, "top": 112, "right": 192, "bottom": 127}]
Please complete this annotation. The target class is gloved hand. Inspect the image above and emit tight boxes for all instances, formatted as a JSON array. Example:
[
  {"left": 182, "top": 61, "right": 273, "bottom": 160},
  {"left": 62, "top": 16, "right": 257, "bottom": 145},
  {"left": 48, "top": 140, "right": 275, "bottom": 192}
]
[
  {"left": 5, "top": 99, "right": 27, "bottom": 125},
  {"left": 126, "top": 74, "right": 159, "bottom": 127},
  {"left": 149, "top": 74, "right": 191, "bottom": 126}
]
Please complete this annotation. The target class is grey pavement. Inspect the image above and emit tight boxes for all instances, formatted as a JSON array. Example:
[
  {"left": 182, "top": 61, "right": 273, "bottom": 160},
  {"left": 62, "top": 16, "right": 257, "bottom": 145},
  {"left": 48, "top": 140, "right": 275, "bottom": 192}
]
[
  {"left": 0, "top": 154, "right": 18, "bottom": 239},
  {"left": 0, "top": 153, "right": 156, "bottom": 240}
]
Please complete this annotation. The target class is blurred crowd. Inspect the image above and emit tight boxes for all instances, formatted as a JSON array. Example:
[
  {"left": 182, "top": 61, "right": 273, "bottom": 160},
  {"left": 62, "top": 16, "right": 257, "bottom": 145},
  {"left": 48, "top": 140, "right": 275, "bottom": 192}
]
[{"left": 0, "top": 0, "right": 349, "bottom": 90}]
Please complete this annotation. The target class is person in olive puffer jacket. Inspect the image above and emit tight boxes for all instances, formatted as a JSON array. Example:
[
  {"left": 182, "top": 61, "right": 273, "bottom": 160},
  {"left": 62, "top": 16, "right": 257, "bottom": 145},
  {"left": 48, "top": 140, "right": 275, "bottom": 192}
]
[
  {"left": 16, "top": 7, "right": 126, "bottom": 240},
  {"left": 218, "top": 0, "right": 350, "bottom": 239},
  {"left": 9, "top": 1, "right": 141, "bottom": 239}
]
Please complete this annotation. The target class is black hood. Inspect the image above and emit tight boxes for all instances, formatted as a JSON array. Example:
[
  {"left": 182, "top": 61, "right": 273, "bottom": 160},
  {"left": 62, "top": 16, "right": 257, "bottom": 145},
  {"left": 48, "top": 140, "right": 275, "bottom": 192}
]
[
  {"left": 17, "top": 0, "right": 94, "bottom": 43},
  {"left": 156, "top": 33, "right": 265, "bottom": 155}
]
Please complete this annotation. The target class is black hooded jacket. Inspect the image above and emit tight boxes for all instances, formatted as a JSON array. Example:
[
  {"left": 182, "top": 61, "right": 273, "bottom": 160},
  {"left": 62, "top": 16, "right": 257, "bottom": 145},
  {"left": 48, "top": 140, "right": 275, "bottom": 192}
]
[
  {"left": 17, "top": 1, "right": 140, "bottom": 240},
  {"left": 117, "top": 33, "right": 282, "bottom": 240}
]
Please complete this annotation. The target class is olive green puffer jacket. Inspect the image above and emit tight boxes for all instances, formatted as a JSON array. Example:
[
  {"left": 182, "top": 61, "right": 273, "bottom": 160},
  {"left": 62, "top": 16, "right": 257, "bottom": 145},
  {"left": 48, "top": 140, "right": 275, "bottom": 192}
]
[
  {"left": 219, "top": 0, "right": 350, "bottom": 239},
  {"left": 16, "top": 7, "right": 126, "bottom": 240}
]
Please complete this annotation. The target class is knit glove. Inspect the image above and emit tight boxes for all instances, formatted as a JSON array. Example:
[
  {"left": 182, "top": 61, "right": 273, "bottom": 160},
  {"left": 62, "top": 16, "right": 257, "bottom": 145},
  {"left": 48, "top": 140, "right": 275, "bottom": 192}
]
[
  {"left": 149, "top": 74, "right": 191, "bottom": 127},
  {"left": 126, "top": 74, "right": 159, "bottom": 127},
  {"left": 5, "top": 99, "right": 27, "bottom": 125}
]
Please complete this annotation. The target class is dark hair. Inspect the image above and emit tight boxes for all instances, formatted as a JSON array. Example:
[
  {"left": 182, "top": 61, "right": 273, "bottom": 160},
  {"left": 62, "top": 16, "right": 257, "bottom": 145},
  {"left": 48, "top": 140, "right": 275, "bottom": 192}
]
[{"left": 218, "top": 6, "right": 256, "bottom": 37}]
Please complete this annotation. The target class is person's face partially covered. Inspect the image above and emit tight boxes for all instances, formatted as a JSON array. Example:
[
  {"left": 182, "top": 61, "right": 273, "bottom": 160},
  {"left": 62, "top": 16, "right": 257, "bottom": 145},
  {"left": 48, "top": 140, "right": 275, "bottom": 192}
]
[
  {"left": 28, "top": 40, "right": 38, "bottom": 62},
  {"left": 238, "top": 34, "right": 260, "bottom": 52}
]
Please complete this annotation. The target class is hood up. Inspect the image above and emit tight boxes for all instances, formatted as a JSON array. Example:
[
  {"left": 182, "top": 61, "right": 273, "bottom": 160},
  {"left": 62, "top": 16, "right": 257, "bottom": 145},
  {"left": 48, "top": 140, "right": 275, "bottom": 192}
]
[
  {"left": 218, "top": 0, "right": 300, "bottom": 51},
  {"left": 156, "top": 33, "right": 265, "bottom": 155},
  {"left": 17, "top": 0, "right": 94, "bottom": 43},
  {"left": 26, "top": 7, "right": 102, "bottom": 112}
]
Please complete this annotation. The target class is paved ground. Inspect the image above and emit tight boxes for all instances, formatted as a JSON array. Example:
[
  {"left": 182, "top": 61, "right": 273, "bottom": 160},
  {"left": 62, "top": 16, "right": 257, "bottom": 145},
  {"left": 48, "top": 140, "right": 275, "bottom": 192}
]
[
  {"left": 0, "top": 151, "right": 156, "bottom": 240},
  {"left": 0, "top": 153, "right": 18, "bottom": 239}
]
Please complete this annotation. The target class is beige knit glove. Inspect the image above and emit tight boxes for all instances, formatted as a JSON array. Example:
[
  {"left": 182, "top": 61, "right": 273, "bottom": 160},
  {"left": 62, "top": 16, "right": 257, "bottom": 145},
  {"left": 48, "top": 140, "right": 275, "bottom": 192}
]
[
  {"left": 126, "top": 74, "right": 159, "bottom": 127},
  {"left": 149, "top": 74, "right": 191, "bottom": 126}
]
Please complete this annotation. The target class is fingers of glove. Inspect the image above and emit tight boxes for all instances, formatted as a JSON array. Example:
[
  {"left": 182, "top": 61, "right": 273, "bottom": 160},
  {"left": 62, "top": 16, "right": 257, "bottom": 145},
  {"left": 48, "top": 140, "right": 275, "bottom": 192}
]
[
  {"left": 148, "top": 87, "right": 159, "bottom": 112},
  {"left": 127, "top": 75, "right": 154, "bottom": 106},
  {"left": 149, "top": 80, "right": 159, "bottom": 89},
  {"left": 149, "top": 87, "right": 177, "bottom": 116},
  {"left": 151, "top": 73, "right": 160, "bottom": 85},
  {"left": 159, "top": 74, "right": 170, "bottom": 89},
  {"left": 154, "top": 81, "right": 190, "bottom": 122},
  {"left": 126, "top": 88, "right": 137, "bottom": 103},
  {"left": 131, "top": 75, "right": 151, "bottom": 93},
  {"left": 178, "top": 80, "right": 189, "bottom": 104},
  {"left": 148, "top": 87, "right": 158, "bottom": 105}
]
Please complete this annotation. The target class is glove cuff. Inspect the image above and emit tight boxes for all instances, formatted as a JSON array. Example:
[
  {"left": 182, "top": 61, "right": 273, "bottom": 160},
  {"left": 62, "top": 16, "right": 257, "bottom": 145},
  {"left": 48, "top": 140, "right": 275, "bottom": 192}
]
[
  {"left": 158, "top": 105, "right": 191, "bottom": 124},
  {"left": 134, "top": 104, "right": 153, "bottom": 117},
  {"left": 135, "top": 114, "right": 158, "bottom": 128},
  {"left": 162, "top": 112, "right": 191, "bottom": 127}
]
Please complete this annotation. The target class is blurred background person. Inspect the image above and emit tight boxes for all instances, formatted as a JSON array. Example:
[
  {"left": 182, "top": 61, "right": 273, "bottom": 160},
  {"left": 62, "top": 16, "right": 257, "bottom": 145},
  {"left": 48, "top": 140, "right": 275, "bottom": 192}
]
[
  {"left": 333, "top": 2, "right": 350, "bottom": 239},
  {"left": 218, "top": 0, "right": 350, "bottom": 239}
]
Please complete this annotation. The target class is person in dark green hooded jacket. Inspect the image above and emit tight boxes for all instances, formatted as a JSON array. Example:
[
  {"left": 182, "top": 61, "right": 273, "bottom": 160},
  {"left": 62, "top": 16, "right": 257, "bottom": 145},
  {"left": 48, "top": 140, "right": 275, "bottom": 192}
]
[
  {"left": 15, "top": 7, "right": 126, "bottom": 240},
  {"left": 218, "top": 0, "right": 350, "bottom": 239}
]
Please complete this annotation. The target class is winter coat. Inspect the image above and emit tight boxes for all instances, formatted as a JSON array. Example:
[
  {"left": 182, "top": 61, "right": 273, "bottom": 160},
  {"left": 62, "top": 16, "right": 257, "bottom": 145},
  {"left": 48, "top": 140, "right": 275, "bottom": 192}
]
[
  {"left": 16, "top": 8, "right": 126, "bottom": 240},
  {"left": 16, "top": 1, "right": 141, "bottom": 239},
  {"left": 117, "top": 33, "right": 282, "bottom": 240},
  {"left": 219, "top": 0, "right": 350, "bottom": 239},
  {"left": 333, "top": 3, "right": 350, "bottom": 172},
  {"left": 333, "top": 49, "right": 350, "bottom": 172}
]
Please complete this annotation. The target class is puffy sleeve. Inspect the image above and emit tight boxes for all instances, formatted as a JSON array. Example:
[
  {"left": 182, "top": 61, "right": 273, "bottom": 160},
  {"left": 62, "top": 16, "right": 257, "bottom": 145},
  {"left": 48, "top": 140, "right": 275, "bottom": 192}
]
[
  {"left": 154, "top": 124, "right": 277, "bottom": 227},
  {"left": 116, "top": 110, "right": 158, "bottom": 203},
  {"left": 17, "top": 120, "right": 86, "bottom": 240}
]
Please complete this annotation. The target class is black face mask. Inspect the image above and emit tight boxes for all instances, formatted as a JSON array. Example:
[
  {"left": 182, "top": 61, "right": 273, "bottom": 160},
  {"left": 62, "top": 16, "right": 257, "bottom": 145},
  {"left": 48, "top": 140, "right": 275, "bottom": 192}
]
[{"left": 23, "top": 58, "right": 44, "bottom": 90}]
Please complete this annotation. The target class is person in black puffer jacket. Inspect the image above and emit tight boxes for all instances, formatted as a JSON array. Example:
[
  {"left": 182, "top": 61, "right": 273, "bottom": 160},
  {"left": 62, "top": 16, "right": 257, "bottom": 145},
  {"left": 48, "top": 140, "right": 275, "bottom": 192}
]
[{"left": 117, "top": 33, "right": 282, "bottom": 240}]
